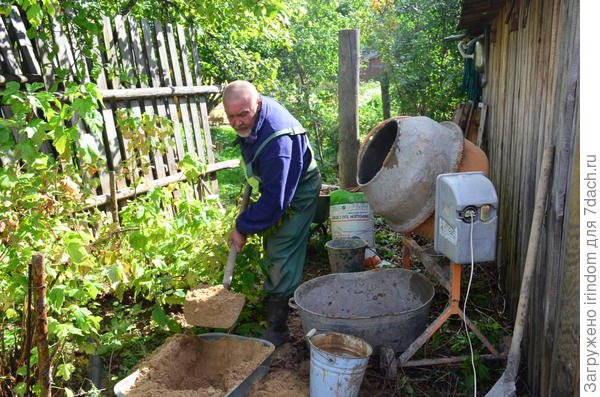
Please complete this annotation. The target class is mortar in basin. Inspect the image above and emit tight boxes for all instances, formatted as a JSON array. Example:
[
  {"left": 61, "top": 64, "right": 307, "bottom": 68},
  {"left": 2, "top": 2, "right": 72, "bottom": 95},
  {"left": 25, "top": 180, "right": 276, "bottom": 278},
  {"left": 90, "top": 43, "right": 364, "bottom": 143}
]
[{"left": 290, "top": 268, "right": 434, "bottom": 353}]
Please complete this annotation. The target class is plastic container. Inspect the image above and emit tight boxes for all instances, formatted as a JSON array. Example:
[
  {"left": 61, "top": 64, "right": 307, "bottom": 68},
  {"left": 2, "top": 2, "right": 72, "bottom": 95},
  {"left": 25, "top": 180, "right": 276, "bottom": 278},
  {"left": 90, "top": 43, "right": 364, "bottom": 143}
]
[
  {"left": 325, "top": 237, "right": 367, "bottom": 272},
  {"left": 308, "top": 331, "right": 372, "bottom": 397},
  {"left": 114, "top": 333, "right": 274, "bottom": 397}
]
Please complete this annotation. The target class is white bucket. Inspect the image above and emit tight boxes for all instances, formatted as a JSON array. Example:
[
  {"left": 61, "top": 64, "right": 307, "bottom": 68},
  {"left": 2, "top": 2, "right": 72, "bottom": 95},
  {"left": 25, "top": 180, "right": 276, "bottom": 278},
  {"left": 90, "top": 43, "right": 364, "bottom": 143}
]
[{"left": 308, "top": 331, "right": 372, "bottom": 397}]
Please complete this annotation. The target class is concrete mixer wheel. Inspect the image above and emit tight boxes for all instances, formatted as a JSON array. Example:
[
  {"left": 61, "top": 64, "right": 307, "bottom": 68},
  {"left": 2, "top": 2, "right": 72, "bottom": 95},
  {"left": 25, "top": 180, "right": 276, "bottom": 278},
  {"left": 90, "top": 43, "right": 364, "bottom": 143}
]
[{"left": 379, "top": 345, "right": 398, "bottom": 379}]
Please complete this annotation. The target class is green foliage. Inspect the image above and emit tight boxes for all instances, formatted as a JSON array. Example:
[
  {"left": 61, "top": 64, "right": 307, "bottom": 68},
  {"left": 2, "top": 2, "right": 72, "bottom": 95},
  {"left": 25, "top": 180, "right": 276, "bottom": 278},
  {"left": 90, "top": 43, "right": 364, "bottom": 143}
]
[
  {"left": 0, "top": 77, "right": 264, "bottom": 394},
  {"left": 267, "top": 0, "right": 375, "bottom": 183},
  {"left": 367, "top": 0, "right": 465, "bottom": 119},
  {"left": 461, "top": 352, "right": 492, "bottom": 391},
  {"left": 211, "top": 126, "right": 246, "bottom": 203}
]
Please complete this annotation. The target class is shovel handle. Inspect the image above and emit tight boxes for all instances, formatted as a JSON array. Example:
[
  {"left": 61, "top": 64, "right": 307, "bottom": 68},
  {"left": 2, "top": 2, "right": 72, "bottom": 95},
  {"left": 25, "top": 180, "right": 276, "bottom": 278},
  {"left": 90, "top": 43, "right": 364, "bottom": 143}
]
[
  {"left": 222, "top": 184, "right": 252, "bottom": 290},
  {"left": 222, "top": 245, "right": 237, "bottom": 290}
]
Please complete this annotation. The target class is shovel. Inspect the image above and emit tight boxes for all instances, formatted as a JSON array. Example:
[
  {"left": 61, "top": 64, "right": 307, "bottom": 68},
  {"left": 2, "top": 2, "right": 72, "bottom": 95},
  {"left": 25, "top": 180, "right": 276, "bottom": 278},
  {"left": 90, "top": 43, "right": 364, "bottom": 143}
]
[
  {"left": 184, "top": 184, "right": 252, "bottom": 329},
  {"left": 485, "top": 146, "right": 554, "bottom": 397}
]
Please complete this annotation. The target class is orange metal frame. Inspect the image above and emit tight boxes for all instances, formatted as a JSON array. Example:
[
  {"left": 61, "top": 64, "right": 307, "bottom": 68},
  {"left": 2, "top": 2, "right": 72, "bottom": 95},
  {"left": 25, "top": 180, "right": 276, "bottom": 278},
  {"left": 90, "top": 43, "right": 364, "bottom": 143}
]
[{"left": 398, "top": 236, "right": 505, "bottom": 366}]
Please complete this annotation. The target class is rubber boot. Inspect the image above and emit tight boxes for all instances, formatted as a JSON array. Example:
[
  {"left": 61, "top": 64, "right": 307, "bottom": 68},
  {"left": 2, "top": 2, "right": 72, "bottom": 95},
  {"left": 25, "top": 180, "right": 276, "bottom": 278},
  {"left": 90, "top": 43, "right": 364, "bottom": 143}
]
[{"left": 263, "top": 296, "right": 290, "bottom": 347}]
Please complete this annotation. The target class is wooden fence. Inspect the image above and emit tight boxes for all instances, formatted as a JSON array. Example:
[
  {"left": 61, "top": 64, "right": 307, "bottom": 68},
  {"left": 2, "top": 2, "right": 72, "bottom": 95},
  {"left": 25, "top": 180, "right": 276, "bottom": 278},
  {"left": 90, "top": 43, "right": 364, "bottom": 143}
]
[{"left": 1, "top": 7, "right": 238, "bottom": 206}]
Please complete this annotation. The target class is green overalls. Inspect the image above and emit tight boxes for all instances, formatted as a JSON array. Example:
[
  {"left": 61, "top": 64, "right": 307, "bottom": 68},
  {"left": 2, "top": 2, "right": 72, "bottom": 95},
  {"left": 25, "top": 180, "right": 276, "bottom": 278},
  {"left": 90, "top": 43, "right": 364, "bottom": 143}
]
[{"left": 243, "top": 127, "right": 321, "bottom": 298}]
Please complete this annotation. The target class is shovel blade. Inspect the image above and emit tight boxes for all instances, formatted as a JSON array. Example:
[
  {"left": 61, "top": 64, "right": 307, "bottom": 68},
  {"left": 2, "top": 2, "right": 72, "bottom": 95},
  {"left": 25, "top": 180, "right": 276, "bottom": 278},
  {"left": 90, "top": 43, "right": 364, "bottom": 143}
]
[{"left": 184, "top": 284, "right": 245, "bottom": 329}]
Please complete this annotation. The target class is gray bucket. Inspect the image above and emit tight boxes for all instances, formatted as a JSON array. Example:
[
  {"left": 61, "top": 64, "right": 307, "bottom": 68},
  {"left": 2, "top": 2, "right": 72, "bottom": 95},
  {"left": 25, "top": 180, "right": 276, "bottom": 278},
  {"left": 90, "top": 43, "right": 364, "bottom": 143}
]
[
  {"left": 325, "top": 237, "right": 367, "bottom": 273},
  {"left": 290, "top": 268, "right": 435, "bottom": 353},
  {"left": 308, "top": 331, "right": 372, "bottom": 397}
]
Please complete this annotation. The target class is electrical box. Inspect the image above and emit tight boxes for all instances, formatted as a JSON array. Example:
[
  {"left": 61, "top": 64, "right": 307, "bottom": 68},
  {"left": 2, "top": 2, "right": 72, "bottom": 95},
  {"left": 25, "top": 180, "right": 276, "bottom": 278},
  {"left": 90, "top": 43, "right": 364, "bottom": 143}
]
[{"left": 434, "top": 172, "right": 498, "bottom": 264}]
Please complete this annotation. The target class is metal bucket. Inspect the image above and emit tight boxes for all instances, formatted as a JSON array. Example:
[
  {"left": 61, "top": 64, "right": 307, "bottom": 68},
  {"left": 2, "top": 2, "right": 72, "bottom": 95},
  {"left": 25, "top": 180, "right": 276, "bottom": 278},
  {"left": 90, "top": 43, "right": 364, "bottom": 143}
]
[
  {"left": 357, "top": 116, "right": 464, "bottom": 233},
  {"left": 308, "top": 331, "right": 372, "bottom": 397},
  {"left": 325, "top": 237, "right": 367, "bottom": 273},
  {"left": 290, "top": 268, "right": 435, "bottom": 352}
]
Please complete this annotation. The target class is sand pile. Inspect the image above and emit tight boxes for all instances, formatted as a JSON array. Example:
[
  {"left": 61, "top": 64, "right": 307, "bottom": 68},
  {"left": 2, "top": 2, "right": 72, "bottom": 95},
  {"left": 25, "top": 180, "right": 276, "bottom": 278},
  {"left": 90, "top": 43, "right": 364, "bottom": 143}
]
[
  {"left": 125, "top": 334, "right": 273, "bottom": 397},
  {"left": 248, "top": 368, "right": 310, "bottom": 397},
  {"left": 183, "top": 284, "right": 245, "bottom": 328}
]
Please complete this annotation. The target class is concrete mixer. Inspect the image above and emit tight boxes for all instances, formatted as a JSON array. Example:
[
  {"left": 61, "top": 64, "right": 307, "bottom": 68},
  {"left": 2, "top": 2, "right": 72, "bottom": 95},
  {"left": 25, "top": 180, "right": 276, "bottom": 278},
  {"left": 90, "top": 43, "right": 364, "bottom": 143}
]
[
  {"left": 356, "top": 116, "right": 502, "bottom": 374},
  {"left": 357, "top": 116, "right": 489, "bottom": 240}
]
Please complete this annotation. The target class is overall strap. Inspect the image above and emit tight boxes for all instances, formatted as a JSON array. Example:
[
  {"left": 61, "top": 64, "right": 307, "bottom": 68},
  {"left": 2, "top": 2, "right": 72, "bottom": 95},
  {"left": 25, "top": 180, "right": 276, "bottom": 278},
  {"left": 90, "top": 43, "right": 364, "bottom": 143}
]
[{"left": 251, "top": 126, "right": 306, "bottom": 163}]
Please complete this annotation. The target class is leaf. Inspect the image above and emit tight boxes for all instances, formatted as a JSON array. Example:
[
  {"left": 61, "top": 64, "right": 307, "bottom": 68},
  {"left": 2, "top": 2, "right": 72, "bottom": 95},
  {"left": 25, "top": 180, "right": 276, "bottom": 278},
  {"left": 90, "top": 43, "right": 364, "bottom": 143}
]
[
  {"left": 151, "top": 305, "right": 167, "bottom": 326},
  {"left": 54, "top": 132, "right": 68, "bottom": 155},
  {"left": 67, "top": 241, "right": 88, "bottom": 264},
  {"left": 48, "top": 285, "right": 66, "bottom": 310},
  {"left": 107, "top": 263, "right": 128, "bottom": 289},
  {"left": 56, "top": 363, "right": 76, "bottom": 381},
  {"left": 25, "top": 3, "right": 43, "bottom": 28},
  {"left": 54, "top": 323, "right": 84, "bottom": 339},
  {"left": 72, "top": 97, "right": 94, "bottom": 116},
  {"left": 85, "top": 283, "right": 100, "bottom": 299},
  {"left": 5, "top": 308, "right": 18, "bottom": 319},
  {"left": 129, "top": 231, "right": 149, "bottom": 250},
  {"left": 64, "top": 387, "right": 75, "bottom": 397},
  {"left": 13, "top": 382, "right": 26, "bottom": 397}
]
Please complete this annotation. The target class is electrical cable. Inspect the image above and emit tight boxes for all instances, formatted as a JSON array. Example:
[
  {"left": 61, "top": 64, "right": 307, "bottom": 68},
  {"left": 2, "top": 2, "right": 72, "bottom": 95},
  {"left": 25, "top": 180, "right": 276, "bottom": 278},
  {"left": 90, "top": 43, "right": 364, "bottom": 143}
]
[{"left": 464, "top": 212, "right": 477, "bottom": 396}]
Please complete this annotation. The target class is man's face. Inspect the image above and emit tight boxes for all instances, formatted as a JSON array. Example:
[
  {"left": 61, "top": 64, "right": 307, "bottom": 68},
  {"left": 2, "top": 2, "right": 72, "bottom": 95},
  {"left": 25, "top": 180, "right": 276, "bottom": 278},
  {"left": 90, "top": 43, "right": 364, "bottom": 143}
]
[{"left": 224, "top": 96, "right": 261, "bottom": 137}]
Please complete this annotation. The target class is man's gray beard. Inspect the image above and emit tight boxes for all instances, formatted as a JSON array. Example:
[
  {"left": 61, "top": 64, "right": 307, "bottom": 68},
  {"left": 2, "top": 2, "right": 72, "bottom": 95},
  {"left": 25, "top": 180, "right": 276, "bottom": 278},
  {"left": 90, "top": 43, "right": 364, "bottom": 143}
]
[{"left": 237, "top": 130, "right": 251, "bottom": 138}]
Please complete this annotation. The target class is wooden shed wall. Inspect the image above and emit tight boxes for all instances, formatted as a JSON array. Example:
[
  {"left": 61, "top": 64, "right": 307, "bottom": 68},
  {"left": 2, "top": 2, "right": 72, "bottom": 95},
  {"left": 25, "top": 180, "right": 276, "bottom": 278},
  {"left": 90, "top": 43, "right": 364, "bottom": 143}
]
[{"left": 479, "top": 0, "right": 579, "bottom": 395}]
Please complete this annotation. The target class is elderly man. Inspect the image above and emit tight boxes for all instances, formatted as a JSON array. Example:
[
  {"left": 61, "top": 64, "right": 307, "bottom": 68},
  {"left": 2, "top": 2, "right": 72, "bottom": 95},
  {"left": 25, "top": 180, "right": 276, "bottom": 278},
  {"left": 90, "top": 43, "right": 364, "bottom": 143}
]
[{"left": 224, "top": 80, "right": 321, "bottom": 346}]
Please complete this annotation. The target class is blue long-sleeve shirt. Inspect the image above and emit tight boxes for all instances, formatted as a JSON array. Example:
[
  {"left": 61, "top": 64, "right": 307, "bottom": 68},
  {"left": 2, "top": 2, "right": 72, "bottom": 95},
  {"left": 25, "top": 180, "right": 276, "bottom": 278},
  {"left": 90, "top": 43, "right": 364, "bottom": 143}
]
[{"left": 236, "top": 96, "right": 313, "bottom": 235}]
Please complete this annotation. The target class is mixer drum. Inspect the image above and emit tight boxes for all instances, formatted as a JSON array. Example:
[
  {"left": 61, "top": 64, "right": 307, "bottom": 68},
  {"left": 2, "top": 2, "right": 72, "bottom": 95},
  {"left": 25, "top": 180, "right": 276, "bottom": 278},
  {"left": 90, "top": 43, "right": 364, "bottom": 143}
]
[{"left": 357, "top": 116, "right": 465, "bottom": 235}]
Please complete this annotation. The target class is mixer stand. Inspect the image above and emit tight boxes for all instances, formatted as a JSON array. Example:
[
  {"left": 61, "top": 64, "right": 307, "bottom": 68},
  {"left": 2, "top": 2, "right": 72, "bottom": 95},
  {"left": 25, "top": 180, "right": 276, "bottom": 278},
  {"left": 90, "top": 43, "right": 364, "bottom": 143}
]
[{"left": 394, "top": 235, "right": 505, "bottom": 368}]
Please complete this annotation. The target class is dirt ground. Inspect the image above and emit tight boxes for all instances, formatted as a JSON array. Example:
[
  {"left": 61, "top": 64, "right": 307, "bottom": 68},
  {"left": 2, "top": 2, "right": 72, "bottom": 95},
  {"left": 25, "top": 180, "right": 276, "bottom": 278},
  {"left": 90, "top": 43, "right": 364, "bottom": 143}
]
[
  {"left": 125, "top": 222, "right": 516, "bottom": 397},
  {"left": 247, "top": 225, "right": 517, "bottom": 397}
]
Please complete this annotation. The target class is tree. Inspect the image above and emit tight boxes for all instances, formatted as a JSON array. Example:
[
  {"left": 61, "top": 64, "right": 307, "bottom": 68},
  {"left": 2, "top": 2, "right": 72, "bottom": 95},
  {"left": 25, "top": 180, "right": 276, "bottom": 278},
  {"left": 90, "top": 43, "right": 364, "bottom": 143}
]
[{"left": 367, "top": 0, "right": 464, "bottom": 120}]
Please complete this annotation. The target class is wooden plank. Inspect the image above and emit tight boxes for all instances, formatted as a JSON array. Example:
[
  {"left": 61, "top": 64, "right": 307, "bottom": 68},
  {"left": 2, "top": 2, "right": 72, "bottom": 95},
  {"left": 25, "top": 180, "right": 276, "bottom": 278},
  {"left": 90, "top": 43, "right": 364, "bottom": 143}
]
[
  {"left": 337, "top": 29, "right": 360, "bottom": 189},
  {"left": 163, "top": 22, "right": 196, "bottom": 157},
  {"left": 537, "top": 2, "right": 568, "bottom": 394},
  {"left": 189, "top": 29, "right": 219, "bottom": 194},
  {"left": 99, "top": 85, "right": 221, "bottom": 100},
  {"left": 547, "top": 16, "right": 579, "bottom": 391},
  {"left": 120, "top": 16, "right": 165, "bottom": 181},
  {"left": 142, "top": 20, "right": 185, "bottom": 163},
  {"left": 478, "top": 1, "right": 579, "bottom": 395},
  {"left": 176, "top": 24, "right": 205, "bottom": 160},
  {"left": 9, "top": 6, "right": 41, "bottom": 75},
  {"left": 0, "top": 16, "right": 22, "bottom": 75},
  {"left": 114, "top": 15, "right": 150, "bottom": 182},
  {"left": 99, "top": 16, "right": 126, "bottom": 190},
  {"left": 51, "top": 17, "right": 76, "bottom": 80},
  {"left": 33, "top": 20, "right": 56, "bottom": 87},
  {"left": 65, "top": 20, "right": 91, "bottom": 83},
  {"left": 0, "top": 73, "right": 44, "bottom": 84},
  {"left": 476, "top": 102, "right": 487, "bottom": 147},
  {"left": 83, "top": 159, "right": 239, "bottom": 208},
  {"left": 102, "top": 15, "right": 120, "bottom": 89},
  {"left": 83, "top": 38, "right": 111, "bottom": 196},
  {"left": 155, "top": 22, "right": 195, "bottom": 159},
  {"left": 131, "top": 17, "right": 177, "bottom": 178}
]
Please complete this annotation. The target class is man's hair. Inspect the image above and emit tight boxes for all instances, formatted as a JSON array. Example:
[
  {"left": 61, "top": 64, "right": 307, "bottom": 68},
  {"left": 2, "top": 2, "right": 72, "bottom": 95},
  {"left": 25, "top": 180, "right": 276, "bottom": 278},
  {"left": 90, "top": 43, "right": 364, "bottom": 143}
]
[{"left": 223, "top": 80, "right": 259, "bottom": 104}]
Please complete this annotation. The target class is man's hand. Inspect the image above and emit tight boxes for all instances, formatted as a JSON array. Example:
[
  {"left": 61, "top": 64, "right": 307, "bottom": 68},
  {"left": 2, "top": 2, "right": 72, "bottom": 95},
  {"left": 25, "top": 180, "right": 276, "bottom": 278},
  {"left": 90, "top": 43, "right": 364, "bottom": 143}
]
[{"left": 228, "top": 229, "right": 247, "bottom": 253}]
